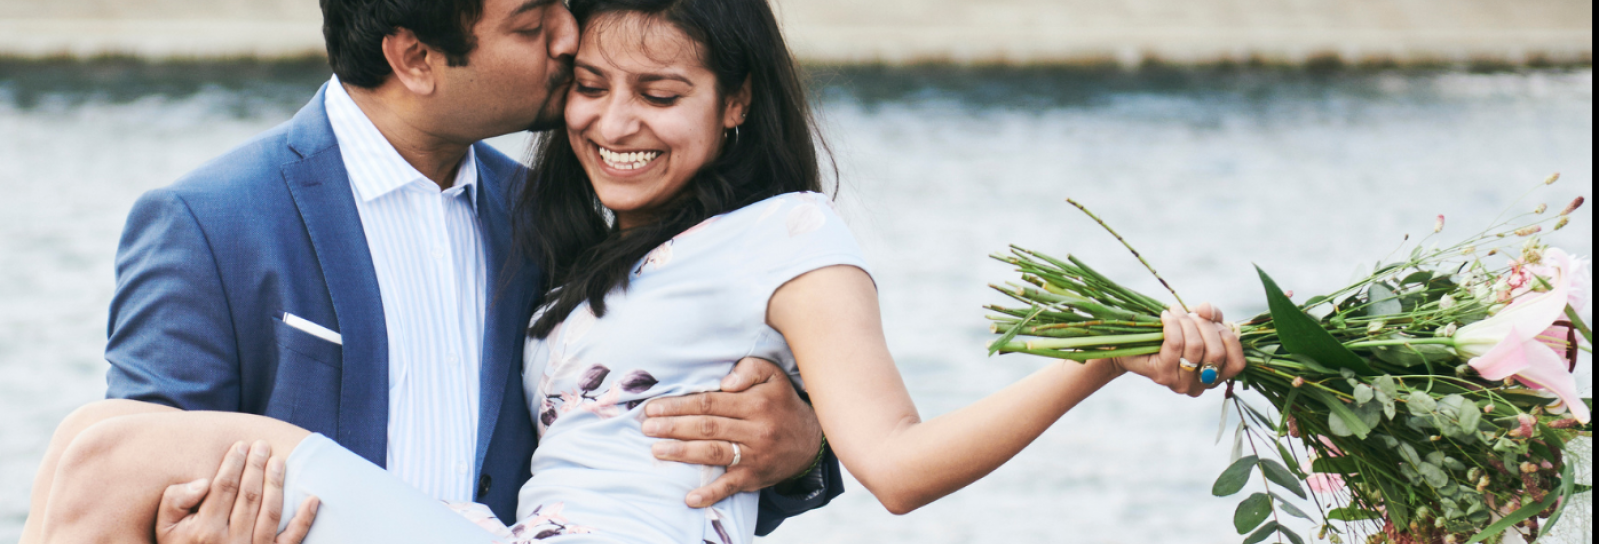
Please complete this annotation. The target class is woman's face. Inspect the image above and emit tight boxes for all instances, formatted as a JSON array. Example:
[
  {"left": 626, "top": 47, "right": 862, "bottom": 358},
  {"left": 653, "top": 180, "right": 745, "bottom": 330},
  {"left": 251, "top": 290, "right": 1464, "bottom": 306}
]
[{"left": 566, "top": 13, "right": 749, "bottom": 229}]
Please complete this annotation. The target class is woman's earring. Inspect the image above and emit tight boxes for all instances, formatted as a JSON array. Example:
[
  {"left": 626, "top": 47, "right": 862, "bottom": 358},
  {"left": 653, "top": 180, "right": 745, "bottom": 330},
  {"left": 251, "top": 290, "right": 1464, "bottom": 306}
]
[{"left": 728, "top": 125, "right": 741, "bottom": 146}]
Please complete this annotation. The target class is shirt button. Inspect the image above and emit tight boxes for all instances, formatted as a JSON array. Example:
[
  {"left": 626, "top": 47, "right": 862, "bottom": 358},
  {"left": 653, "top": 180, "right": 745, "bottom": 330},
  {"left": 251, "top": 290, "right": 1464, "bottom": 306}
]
[{"left": 457, "top": 462, "right": 470, "bottom": 475}]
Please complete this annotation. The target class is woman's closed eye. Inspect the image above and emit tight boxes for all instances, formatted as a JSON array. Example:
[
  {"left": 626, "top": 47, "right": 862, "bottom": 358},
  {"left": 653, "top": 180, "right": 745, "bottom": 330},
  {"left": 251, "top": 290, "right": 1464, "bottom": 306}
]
[
  {"left": 642, "top": 94, "right": 680, "bottom": 106},
  {"left": 574, "top": 83, "right": 607, "bottom": 96}
]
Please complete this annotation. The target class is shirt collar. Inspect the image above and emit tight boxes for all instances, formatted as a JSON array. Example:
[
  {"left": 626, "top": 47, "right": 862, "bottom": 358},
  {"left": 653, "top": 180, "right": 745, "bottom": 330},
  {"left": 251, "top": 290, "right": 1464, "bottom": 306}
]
[{"left": 324, "top": 76, "right": 480, "bottom": 207}]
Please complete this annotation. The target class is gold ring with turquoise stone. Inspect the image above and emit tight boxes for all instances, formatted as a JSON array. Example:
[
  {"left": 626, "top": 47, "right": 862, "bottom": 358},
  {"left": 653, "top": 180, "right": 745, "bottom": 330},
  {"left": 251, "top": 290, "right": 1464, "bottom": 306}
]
[{"left": 1200, "top": 365, "right": 1222, "bottom": 385}]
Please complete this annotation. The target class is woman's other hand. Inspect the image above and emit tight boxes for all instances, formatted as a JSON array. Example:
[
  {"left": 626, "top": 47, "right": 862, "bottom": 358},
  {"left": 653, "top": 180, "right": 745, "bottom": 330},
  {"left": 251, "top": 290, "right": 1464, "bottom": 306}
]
[{"left": 1108, "top": 303, "right": 1246, "bottom": 397}]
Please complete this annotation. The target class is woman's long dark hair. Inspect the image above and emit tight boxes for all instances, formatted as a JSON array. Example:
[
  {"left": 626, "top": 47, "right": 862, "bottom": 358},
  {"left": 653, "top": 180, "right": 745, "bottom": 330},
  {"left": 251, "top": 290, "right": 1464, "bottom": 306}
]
[{"left": 516, "top": 0, "right": 831, "bottom": 338}]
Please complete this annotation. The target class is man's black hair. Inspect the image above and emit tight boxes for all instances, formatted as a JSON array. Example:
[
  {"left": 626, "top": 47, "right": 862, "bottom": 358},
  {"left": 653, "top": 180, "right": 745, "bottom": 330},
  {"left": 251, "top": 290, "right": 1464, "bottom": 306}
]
[{"left": 321, "top": 0, "right": 486, "bottom": 88}]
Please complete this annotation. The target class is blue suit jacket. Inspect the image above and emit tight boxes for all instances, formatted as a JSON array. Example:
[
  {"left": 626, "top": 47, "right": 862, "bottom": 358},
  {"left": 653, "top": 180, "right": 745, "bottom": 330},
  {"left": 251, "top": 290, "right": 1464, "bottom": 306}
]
[{"left": 105, "top": 85, "right": 841, "bottom": 531}]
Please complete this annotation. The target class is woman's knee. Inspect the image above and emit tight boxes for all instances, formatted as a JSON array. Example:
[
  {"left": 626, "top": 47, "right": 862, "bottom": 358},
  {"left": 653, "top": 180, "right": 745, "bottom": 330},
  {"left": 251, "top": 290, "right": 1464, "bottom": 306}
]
[
  {"left": 52, "top": 414, "right": 149, "bottom": 480},
  {"left": 52, "top": 400, "right": 173, "bottom": 447}
]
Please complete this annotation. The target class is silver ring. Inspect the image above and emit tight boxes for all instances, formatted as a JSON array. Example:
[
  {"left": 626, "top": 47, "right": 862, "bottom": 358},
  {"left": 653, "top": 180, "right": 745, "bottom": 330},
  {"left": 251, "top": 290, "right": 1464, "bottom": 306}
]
[
  {"left": 729, "top": 443, "right": 742, "bottom": 468},
  {"left": 1179, "top": 358, "right": 1200, "bottom": 372}
]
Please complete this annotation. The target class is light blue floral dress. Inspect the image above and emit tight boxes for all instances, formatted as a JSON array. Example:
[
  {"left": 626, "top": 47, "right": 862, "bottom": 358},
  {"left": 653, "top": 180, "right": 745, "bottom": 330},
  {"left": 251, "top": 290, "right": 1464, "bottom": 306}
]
[{"left": 451, "top": 192, "right": 869, "bottom": 543}]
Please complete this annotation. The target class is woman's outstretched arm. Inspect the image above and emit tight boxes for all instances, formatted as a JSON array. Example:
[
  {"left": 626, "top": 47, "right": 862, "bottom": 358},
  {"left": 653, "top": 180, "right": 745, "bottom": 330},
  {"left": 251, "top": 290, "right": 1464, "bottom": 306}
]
[
  {"left": 768, "top": 265, "right": 1246, "bottom": 515},
  {"left": 22, "top": 400, "right": 316, "bottom": 544}
]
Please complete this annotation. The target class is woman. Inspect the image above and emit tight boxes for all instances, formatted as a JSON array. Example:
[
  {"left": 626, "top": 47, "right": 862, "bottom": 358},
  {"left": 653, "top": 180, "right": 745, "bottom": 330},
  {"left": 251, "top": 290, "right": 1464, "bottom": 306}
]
[{"left": 23, "top": 0, "right": 1247, "bottom": 542}]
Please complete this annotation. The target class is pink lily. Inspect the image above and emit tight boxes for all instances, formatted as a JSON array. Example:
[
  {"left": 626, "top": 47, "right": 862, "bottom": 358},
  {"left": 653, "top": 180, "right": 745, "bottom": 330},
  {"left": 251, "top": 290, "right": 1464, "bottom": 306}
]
[
  {"left": 1457, "top": 249, "right": 1589, "bottom": 424},
  {"left": 1307, "top": 473, "right": 1346, "bottom": 494}
]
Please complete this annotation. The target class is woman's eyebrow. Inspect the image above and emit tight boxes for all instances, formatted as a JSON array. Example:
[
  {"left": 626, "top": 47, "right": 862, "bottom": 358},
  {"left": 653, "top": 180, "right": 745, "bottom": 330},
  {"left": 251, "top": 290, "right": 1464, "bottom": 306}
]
[
  {"left": 575, "top": 61, "right": 606, "bottom": 77},
  {"left": 636, "top": 73, "right": 695, "bottom": 87}
]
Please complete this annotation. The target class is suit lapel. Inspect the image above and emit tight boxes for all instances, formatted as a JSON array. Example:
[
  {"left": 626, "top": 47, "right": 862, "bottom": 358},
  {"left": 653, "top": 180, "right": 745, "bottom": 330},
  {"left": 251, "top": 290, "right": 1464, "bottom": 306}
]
[
  {"left": 474, "top": 145, "right": 538, "bottom": 470},
  {"left": 280, "top": 85, "right": 391, "bottom": 467}
]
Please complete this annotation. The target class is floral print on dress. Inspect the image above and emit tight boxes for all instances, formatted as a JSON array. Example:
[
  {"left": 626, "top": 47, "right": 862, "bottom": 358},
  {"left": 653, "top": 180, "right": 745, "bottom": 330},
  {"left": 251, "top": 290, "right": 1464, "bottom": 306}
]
[
  {"left": 538, "top": 363, "right": 661, "bottom": 433},
  {"left": 785, "top": 199, "right": 826, "bottom": 236},
  {"left": 636, "top": 217, "right": 720, "bottom": 277}
]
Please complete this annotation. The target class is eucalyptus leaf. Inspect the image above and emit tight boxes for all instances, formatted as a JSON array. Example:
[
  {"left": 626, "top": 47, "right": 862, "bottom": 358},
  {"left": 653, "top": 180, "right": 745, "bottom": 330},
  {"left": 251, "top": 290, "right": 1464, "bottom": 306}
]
[
  {"left": 1280, "top": 527, "right": 1306, "bottom": 544},
  {"left": 1354, "top": 385, "right": 1375, "bottom": 405},
  {"left": 1355, "top": 400, "right": 1382, "bottom": 428},
  {"left": 1244, "top": 522, "right": 1282, "bottom": 544},
  {"left": 1369, "top": 283, "right": 1404, "bottom": 316},
  {"left": 1402, "top": 271, "right": 1435, "bottom": 285},
  {"left": 1214, "top": 456, "right": 1260, "bottom": 497},
  {"left": 1399, "top": 443, "right": 1423, "bottom": 467},
  {"left": 1261, "top": 459, "right": 1307, "bottom": 499},
  {"left": 1322, "top": 391, "right": 1373, "bottom": 440},
  {"left": 1419, "top": 462, "right": 1451, "bottom": 489},
  {"left": 1274, "top": 495, "right": 1312, "bottom": 520},
  {"left": 1258, "top": 267, "right": 1375, "bottom": 375},
  {"left": 1374, "top": 376, "right": 1400, "bottom": 399},
  {"left": 1408, "top": 391, "right": 1438, "bottom": 415},
  {"left": 1235, "top": 493, "right": 1274, "bottom": 534}
]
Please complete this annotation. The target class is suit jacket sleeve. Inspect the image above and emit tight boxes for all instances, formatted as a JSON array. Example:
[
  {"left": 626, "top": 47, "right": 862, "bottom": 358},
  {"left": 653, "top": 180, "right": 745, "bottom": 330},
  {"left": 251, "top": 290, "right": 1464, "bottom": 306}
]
[
  {"left": 105, "top": 189, "right": 243, "bottom": 411},
  {"left": 753, "top": 387, "right": 846, "bottom": 536}
]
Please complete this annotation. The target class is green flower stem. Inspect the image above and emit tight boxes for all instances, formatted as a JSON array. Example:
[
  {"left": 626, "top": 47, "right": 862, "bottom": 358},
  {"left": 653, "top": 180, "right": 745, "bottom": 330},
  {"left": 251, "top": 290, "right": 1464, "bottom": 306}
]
[
  {"left": 1343, "top": 338, "right": 1459, "bottom": 350},
  {"left": 1020, "top": 332, "right": 1165, "bottom": 351},
  {"left": 1567, "top": 306, "right": 1594, "bottom": 344},
  {"left": 994, "top": 345, "right": 1162, "bottom": 362}
]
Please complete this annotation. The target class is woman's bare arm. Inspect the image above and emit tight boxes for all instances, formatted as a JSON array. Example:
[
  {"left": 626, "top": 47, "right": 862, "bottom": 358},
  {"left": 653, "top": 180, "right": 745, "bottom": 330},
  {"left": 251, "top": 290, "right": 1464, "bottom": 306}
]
[{"left": 768, "top": 265, "right": 1242, "bottom": 515}]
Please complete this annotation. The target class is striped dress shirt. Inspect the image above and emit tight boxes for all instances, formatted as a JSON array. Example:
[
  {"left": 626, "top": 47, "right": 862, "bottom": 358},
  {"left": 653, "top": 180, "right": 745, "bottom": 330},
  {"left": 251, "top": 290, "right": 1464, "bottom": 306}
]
[{"left": 325, "top": 77, "right": 486, "bottom": 502}]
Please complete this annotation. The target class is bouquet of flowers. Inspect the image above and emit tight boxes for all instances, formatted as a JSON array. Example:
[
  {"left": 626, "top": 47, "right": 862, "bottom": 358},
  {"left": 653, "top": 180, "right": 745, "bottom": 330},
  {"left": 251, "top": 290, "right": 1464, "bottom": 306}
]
[{"left": 986, "top": 178, "right": 1592, "bottom": 544}]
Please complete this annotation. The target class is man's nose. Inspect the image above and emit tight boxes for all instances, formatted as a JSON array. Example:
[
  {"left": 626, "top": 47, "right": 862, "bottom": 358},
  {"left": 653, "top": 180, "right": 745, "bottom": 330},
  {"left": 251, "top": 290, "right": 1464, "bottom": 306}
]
[{"left": 547, "top": 4, "right": 579, "bottom": 60}]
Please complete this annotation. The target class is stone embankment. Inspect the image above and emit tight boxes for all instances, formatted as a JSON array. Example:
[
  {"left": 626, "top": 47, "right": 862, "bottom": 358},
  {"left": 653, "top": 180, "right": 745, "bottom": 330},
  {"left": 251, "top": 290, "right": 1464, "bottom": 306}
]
[{"left": 0, "top": 0, "right": 1591, "bottom": 66}]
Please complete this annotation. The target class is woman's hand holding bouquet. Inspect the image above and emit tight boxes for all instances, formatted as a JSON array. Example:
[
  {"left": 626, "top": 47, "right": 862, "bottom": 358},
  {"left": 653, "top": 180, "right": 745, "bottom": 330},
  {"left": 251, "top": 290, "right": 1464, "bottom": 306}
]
[{"left": 987, "top": 178, "right": 1591, "bottom": 544}]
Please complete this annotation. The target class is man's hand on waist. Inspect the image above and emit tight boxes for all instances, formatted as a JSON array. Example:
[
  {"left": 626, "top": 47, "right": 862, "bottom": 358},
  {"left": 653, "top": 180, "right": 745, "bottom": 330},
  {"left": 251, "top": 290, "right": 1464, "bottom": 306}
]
[{"left": 641, "top": 357, "right": 824, "bottom": 508}]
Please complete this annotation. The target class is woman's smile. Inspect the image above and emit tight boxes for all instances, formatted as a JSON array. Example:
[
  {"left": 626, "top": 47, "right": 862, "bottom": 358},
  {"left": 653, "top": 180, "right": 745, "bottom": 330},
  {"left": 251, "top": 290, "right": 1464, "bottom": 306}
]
[{"left": 593, "top": 143, "right": 664, "bottom": 173}]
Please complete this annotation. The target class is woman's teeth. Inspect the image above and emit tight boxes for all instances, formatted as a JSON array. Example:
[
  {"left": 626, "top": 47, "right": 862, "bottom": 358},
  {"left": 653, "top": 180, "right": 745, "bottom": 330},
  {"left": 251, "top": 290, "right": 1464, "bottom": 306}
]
[{"left": 598, "top": 147, "right": 662, "bottom": 171}]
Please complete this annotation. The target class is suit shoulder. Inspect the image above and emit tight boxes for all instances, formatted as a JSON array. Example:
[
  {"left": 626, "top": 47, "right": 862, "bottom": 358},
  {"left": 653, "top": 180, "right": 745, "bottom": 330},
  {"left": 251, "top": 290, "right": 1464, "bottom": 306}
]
[
  {"left": 475, "top": 141, "right": 530, "bottom": 201},
  {"left": 160, "top": 120, "right": 303, "bottom": 203}
]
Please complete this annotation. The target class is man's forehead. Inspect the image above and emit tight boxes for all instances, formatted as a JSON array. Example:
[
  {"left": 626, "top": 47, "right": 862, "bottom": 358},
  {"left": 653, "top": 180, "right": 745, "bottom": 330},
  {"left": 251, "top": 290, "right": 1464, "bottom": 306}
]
[{"left": 489, "top": 0, "right": 558, "bottom": 19}]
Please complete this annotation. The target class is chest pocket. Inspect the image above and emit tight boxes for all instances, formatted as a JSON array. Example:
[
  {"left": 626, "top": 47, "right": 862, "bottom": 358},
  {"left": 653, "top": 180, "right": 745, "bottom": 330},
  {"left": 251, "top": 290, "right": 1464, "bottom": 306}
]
[
  {"left": 269, "top": 315, "right": 343, "bottom": 434},
  {"left": 273, "top": 315, "right": 343, "bottom": 368}
]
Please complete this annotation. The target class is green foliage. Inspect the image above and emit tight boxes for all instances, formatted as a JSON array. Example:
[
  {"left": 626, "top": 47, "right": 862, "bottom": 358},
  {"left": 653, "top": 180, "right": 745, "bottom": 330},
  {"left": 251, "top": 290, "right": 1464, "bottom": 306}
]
[
  {"left": 1235, "top": 493, "right": 1274, "bottom": 534},
  {"left": 1214, "top": 456, "right": 1259, "bottom": 497},
  {"left": 1258, "top": 267, "right": 1375, "bottom": 375},
  {"left": 1327, "top": 508, "right": 1382, "bottom": 522},
  {"left": 1260, "top": 459, "right": 1306, "bottom": 500}
]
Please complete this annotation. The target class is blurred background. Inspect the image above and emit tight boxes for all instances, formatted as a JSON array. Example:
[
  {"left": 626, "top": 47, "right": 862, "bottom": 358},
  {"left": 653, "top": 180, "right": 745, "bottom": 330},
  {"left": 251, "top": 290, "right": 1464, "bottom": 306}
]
[{"left": 0, "top": 1, "right": 1591, "bottom": 543}]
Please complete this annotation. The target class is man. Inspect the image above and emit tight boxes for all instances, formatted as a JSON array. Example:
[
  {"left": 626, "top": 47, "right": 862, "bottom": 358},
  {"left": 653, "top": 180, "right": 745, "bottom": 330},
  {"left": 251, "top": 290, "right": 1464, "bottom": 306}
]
[{"left": 84, "top": 0, "right": 837, "bottom": 538}]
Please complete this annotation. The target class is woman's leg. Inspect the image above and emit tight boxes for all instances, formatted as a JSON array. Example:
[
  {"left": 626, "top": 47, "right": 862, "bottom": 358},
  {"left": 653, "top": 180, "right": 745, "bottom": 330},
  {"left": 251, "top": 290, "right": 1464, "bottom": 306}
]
[
  {"left": 20, "top": 400, "right": 181, "bottom": 544},
  {"left": 28, "top": 403, "right": 311, "bottom": 544}
]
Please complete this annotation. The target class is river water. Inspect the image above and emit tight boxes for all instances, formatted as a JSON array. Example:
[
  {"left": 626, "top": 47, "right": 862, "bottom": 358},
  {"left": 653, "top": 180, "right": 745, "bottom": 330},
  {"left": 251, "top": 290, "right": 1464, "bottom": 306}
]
[{"left": 0, "top": 61, "right": 1591, "bottom": 543}]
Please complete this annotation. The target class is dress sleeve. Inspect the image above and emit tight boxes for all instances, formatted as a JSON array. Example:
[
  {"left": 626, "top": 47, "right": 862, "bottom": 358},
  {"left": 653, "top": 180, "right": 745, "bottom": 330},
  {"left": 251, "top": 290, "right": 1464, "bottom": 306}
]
[{"left": 743, "top": 192, "right": 873, "bottom": 306}]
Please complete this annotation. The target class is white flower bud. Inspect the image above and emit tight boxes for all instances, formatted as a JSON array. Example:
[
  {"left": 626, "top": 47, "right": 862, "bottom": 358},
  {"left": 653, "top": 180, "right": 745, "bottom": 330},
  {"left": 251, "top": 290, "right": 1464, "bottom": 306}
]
[
  {"left": 1535, "top": 203, "right": 1549, "bottom": 215},
  {"left": 1440, "top": 294, "right": 1457, "bottom": 310},
  {"left": 1441, "top": 323, "right": 1459, "bottom": 337}
]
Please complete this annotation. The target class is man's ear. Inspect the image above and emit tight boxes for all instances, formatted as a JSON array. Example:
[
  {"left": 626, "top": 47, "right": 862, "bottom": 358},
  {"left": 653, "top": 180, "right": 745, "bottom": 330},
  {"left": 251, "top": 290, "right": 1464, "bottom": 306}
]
[
  {"left": 382, "top": 27, "right": 438, "bottom": 96},
  {"left": 724, "top": 76, "right": 754, "bottom": 129}
]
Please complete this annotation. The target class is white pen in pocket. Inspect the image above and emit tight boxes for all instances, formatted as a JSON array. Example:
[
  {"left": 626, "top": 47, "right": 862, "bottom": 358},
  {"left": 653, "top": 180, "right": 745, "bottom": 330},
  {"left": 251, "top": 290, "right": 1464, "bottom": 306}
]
[{"left": 283, "top": 313, "right": 343, "bottom": 346}]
